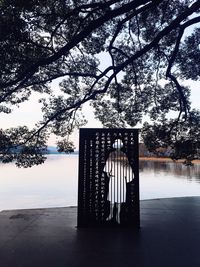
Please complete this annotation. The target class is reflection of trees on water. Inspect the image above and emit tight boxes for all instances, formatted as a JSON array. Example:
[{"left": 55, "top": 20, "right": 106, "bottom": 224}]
[{"left": 139, "top": 161, "right": 200, "bottom": 183}]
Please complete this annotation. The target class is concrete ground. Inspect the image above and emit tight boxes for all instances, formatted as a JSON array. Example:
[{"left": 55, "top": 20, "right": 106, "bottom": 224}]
[{"left": 0, "top": 197, "right": 200, "bottom": 267}]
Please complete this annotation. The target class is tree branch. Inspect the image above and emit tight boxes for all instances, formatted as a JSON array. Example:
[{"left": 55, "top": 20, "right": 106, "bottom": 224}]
[
  {"left": 11, "top": 1, "right": 200, "bottom": 145},
  {"left": 112, "top": 1, "right": 200, "bottom": 73},
  {"left": 166, "top": 16, "right": 200, "bottom": 116},
  {"left": 0, "top": 0, "right": 154, "bottom": 90}
]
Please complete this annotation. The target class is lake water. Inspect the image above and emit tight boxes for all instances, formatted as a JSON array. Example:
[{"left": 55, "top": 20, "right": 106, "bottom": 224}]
[{"left": 0, "top": 155, "right": 199, "bottom": 211}]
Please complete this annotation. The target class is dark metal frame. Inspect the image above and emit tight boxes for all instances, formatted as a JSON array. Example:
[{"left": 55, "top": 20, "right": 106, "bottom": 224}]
[{"left": 77, "top": 128, "right": 140, "bottom": 228}]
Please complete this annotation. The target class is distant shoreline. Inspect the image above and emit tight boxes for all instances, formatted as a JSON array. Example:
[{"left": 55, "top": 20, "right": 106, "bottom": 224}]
[
  {"left": 47, "top": 151, "right": 78, "bottom": 155},
  {"left": 47, "top": 153, "right": 200, "bottom": 164},
  {"left": 140, "top": 157, "right": 200, "bottom": 164}
]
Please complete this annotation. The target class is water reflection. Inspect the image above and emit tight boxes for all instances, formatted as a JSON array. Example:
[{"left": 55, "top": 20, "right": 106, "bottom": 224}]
[
  {"left": 0, "top": 156, "right": 199, "bottom": 211},
  {"left": 140, "top": 160, "right": 200, "bottom": 183},
  {"left": 139, "top": 160, "right": 200, "bottom": 200}
]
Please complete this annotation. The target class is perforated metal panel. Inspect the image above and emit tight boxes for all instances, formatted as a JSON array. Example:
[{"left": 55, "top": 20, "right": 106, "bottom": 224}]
[{"left": 78, "top": 128, "right": 140, "bottom": 227}]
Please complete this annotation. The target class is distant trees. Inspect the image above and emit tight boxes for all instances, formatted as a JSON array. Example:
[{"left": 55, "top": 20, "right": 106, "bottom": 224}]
[{"left": 0, "top": 0, "right": 200, "bottom": 166}]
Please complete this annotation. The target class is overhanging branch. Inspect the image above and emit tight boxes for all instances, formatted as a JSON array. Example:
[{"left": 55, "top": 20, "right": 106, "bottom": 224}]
[{"left": 0, "top": 0, "right": 155, "bottom": 90}]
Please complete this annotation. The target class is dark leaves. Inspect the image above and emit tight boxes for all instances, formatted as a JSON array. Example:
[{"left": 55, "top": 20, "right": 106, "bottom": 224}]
[
  {"left": 57, "top": 139, "right": 75, "bottom": 153},
  {"left": 0, "top": 0, "right": 200, "bottom": 166}
]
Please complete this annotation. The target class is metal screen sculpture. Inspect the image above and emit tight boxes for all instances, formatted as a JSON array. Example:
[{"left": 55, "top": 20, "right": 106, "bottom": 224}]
[{"left": 78, "top": 128, "right": 140, "bottom": 227}]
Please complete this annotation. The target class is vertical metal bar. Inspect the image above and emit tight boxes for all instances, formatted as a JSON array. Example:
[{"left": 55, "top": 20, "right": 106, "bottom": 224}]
[
  {"left": 108, "top": 141, "right": 110, "bottom": 219},
  {"left": 128, "top": 134, "right": 130, "bottom": 183},
  {"left": 110, "top": 144, "right": 112, "bottom": 220},
  {"left": 117, "top": 138, "right": 118, "bottom": 207},
  {"left": 119, "top": 139, "right": 123, "bottom": 205},
  {"left": 123, "top": 142, "right": 125, "bottom": 203},
  {"left": 107, "top": 136, "right": 110, "bottom": 220},
  {"left": 113, "top": 148, "right": 114, "bottom": 217},
  {"left": 126, "top": 145, "right": 128, "bottom": 190}
]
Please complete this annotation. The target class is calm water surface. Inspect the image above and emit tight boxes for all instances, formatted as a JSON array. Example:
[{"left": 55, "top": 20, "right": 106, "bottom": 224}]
[{"left": 0, "top": 155, "right": 199, "bottom": 211}]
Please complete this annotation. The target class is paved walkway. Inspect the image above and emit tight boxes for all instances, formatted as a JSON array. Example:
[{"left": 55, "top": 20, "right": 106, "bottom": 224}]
[{"left": 0, "top": 197, "right": 200, "bottom": 267}]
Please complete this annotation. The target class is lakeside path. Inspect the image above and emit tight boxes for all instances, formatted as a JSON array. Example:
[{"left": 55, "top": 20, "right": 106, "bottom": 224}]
[{"left": 0, "top": 197, "right": 200, "bottom": 267}]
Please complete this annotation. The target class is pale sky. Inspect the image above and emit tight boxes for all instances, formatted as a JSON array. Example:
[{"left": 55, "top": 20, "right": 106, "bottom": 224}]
[
  {"left": 1, "top": 49, "right": 199, "bottom": 149},
  {"left": 0, "top": 11, "right": 199, "bottom": 150},
  {"left": 0, "top": 79, "right": 199, "bottom": 150}
]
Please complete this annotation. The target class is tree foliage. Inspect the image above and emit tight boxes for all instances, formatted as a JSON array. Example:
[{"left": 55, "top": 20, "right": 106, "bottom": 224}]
[{"left": 0, "top": 0, "right": 200, "bottom": 166}]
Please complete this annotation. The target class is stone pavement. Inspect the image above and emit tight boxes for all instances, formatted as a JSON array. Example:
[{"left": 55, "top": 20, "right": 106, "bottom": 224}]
[{"left": 0, "top": 197, "right": 200, "bottom": 267}]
